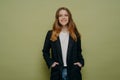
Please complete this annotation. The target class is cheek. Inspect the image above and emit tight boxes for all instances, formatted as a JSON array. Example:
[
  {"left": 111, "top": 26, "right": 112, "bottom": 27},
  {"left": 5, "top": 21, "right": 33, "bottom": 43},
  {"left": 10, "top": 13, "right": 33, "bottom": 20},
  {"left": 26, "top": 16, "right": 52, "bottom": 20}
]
[
  {"left": 58, "top": 18, "right": 63, "bottom": 24},
  {"left": 66, "top": 17, "right": 69, "bottom": 21},
  {"left": 58, "top": 18, "right": 62, "bottom": 24},
  {"left": 58, "top": 17, "right": 62, "bottom": 21}
]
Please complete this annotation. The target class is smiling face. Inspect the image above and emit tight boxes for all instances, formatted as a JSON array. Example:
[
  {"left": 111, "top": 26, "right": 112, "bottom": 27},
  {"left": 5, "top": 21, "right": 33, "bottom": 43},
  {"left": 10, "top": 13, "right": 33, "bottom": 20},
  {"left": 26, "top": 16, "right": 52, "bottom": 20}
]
[{"left": 58, "top": 10, "right": 69, "bottom": 26}]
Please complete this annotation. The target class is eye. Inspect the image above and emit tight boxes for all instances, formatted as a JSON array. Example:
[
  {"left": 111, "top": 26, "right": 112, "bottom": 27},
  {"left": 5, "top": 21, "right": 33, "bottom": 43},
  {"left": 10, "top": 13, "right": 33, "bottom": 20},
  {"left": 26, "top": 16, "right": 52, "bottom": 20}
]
[
  {"left": 59, "top": 14, "right": 68, "bottom": 17},
  {"left": 59, "top": 14, "right": 62, "bottom": 17},
  {"left": 65, "top": 14, "right": 68, "bottom": 17}
]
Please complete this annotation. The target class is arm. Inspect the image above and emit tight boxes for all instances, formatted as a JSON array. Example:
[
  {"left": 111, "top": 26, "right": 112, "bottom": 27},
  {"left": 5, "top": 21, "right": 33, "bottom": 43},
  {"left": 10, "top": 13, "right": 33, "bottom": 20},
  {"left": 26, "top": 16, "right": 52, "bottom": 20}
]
[
  {"left": 76, "top": 37, "right": 84, "bottom": 67},
  {"left": 42, "top": 30, "right": 55, "bottom": 68}
]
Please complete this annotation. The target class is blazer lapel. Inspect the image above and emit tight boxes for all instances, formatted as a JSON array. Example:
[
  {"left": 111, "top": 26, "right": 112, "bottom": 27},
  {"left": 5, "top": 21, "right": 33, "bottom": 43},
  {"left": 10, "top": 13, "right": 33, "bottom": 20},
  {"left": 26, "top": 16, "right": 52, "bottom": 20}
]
[
  {"left": 56, "top": 37, "right": 63, "bottom": 62},
  {"left": 67, "top": 36, "right": 74, "bottom": 59}
]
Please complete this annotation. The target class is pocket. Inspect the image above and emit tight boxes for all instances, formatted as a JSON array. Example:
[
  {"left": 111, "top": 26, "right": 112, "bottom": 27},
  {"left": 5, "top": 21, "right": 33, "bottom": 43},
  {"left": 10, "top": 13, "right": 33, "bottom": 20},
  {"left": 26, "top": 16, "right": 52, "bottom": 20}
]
[
  {"left": 51, "top": 65, "right": 61, "bottom": 79},
  {"left": 73, "top": 65, "right": 81, "bottom": 70},
  {"left": 51, "top": 64, "right": 60, "bottom": 71},
  {"left": 70, "top": 65, "right": 81, "bottom": 79}
]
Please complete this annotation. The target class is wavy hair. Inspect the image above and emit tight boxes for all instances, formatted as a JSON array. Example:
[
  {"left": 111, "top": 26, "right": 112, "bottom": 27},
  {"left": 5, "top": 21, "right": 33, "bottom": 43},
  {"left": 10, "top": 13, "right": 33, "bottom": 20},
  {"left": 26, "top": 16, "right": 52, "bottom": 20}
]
[{"left": 50, "top": 7, "right": 80, "bottom": 41}]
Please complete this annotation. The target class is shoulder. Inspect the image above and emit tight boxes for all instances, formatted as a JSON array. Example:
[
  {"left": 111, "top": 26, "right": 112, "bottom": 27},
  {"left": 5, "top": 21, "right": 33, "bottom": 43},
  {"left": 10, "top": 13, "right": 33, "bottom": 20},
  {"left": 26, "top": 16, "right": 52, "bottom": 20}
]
[
  {"left": 75, "top": 31, "right": 81, "bottom": 39},
  {"left": 47, "top": 30, "right": 52, "bottom": 34},
  {"left": 45, "top": 30, "right": 53, "bottom": 38}
]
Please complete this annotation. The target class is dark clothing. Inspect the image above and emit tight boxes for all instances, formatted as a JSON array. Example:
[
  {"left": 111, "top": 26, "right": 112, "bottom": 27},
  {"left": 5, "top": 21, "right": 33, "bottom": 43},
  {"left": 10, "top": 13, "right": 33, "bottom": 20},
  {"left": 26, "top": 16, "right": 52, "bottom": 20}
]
[{"left": 42, "top": 30, "right": 84, "bottom": 80}]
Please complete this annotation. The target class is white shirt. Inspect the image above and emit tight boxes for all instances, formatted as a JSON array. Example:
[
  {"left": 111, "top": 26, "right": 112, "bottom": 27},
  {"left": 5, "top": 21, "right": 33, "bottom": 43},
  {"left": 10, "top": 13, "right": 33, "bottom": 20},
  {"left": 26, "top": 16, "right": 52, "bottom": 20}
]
[{"left": 59, "top": 31, "right": 69, "bottom": 66}]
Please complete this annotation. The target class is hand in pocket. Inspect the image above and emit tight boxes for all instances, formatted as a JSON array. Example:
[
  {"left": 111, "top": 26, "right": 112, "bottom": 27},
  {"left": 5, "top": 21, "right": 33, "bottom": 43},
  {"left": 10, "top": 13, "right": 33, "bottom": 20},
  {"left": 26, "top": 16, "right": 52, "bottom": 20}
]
[
  {"left": 74, "top": 62, "right": 82, "bottom": 67},
  {"left": 51, "top": 62, "right": 59, "bottom": 68}
]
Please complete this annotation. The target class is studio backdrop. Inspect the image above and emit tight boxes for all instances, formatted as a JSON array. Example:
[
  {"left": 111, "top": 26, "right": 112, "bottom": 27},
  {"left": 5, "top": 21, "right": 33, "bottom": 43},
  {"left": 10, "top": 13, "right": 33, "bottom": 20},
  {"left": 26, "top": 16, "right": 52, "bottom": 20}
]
[{"left": 0, "top": 0, "right": 120, "bottom": 80}]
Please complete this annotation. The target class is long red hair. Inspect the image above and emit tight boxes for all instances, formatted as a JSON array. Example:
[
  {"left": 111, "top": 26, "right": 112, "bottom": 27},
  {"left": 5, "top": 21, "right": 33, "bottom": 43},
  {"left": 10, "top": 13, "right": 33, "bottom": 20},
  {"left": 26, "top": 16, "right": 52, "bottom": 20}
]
[{"left": 50, "top": 7, "right": 80, "bottom": 41}]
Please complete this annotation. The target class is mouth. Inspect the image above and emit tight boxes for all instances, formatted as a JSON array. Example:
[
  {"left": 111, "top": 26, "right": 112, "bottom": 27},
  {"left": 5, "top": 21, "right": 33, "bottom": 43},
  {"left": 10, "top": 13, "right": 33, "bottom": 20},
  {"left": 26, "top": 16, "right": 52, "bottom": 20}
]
[{"left": 61, "top": 19, "right": 67, "bottom": 22}]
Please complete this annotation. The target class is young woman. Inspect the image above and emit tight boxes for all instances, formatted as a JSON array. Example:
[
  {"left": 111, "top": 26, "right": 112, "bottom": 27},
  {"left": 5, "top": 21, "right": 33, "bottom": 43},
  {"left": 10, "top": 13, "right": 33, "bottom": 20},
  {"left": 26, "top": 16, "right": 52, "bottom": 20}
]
[{"left": 42, "top": 7, "right": 84, "bottom": 80}]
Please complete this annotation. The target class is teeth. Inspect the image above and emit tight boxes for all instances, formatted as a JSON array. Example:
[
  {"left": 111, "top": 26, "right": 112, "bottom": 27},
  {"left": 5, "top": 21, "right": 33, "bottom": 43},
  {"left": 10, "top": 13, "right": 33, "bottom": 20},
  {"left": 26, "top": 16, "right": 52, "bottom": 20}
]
[{"left": 62, "top": 20, "right": 66, "bottom": 22}]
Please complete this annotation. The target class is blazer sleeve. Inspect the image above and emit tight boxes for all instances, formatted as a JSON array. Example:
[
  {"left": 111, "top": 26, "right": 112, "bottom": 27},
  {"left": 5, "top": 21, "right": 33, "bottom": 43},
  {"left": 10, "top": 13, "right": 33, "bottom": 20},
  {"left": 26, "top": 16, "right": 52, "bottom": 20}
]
[
  {"left": 42, "top": 30, "right": 55, "bottom": 68},
  {"left": 77, "top": 37, "right": 84, "bottom": 67}
]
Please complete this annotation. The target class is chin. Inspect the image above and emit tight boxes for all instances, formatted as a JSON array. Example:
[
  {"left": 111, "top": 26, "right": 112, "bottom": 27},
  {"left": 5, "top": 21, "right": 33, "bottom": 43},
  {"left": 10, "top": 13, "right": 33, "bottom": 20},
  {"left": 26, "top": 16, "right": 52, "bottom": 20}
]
[{"left": 61, "top": 23, "right": 68, "bottom": 26}]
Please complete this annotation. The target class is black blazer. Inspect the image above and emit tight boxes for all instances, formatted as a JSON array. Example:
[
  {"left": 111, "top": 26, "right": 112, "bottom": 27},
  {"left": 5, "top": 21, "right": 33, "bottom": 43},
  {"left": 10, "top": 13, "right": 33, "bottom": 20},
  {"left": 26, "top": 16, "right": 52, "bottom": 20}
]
[{"left": 42, "top": 30, "right": 84, "bottom": 80}]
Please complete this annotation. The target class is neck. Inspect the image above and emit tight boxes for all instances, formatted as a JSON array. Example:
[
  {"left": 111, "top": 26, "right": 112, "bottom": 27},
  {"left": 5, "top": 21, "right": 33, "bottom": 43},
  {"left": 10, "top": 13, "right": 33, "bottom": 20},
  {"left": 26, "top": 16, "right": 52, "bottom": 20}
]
[{"left": 62, "top": 26, "right": 68, "bottom": 32}]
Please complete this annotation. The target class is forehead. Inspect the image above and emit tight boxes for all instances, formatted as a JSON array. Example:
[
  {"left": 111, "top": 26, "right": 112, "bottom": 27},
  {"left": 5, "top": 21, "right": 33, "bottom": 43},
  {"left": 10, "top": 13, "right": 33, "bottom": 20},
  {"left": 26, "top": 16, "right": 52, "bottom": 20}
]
[{"left": 59, "top": 9, "right": 68, "bottom": 14}]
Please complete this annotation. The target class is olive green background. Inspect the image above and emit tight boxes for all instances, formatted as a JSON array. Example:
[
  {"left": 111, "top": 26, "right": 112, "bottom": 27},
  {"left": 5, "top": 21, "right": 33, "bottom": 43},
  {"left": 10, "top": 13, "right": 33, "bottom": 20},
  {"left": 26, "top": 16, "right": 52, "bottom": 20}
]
[{"left": 0, "top": 0, "right": 120, "bottom": 80}]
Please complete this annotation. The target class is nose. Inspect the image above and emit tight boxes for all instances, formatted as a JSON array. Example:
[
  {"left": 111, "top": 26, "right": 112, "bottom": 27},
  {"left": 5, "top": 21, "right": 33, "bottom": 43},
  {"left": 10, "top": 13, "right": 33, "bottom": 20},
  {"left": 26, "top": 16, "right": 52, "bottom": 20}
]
[{"left": 62, "top": 16, "right": 66, "bottom": 19}]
